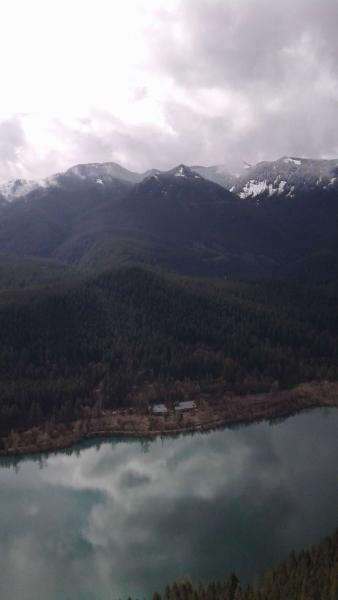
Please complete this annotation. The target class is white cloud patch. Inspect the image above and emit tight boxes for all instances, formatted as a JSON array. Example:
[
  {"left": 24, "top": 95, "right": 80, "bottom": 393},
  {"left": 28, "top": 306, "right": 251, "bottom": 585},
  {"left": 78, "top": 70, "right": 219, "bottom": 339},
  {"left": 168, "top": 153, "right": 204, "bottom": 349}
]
[{"left": 0, "top": 0, "right": 337, "bottom": 181}]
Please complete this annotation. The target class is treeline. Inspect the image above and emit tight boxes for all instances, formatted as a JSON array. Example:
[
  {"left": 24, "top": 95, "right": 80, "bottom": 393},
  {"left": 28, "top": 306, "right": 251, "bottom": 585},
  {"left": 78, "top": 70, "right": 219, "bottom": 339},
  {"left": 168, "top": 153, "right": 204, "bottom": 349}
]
[
  {"left": 1, "top": 265, "right": 338, "bottom": 436},
  {"left": 152, "top": 529, "right": 338, "bottom": 600}
]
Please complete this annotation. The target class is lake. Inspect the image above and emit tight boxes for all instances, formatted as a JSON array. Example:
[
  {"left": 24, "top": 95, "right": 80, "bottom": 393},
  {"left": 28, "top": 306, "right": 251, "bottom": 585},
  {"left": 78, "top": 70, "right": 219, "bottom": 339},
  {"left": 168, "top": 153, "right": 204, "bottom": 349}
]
[{"left": 0, "top": 408, "right": 337, "bottom": 600}]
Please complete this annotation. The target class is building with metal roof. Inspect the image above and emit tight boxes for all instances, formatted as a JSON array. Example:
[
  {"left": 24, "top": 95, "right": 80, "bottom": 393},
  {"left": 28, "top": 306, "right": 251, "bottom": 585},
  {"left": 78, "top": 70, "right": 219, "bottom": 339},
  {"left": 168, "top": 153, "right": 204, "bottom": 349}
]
[
  {"left": 174, "top": 400, "right": 196, "bottom": 412},
  {"left": 152, "top": 403, "right": 168, "bottom": 415}
]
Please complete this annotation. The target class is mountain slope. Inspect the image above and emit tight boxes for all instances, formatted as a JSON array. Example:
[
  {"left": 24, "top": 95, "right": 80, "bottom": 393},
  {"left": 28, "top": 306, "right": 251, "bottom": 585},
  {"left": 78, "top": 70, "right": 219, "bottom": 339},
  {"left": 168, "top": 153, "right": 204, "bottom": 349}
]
[
  {"left": 0, "top": 158, "right": 338, "bottom": 281},
  {"left": 0, "top": 172, "right": 132, "bottom": 257},
  {"left": 232, "top": 156, "right": 338, "bottom": 199},
  {"left": 1, "top": 265, "right": 338, "bottom": 434},
  {"left": 87, "top": 164, "right": 286, "bottom": 276},
  {"left": 0, "top": 164, "right": 284, "bottom": 278},
  {"left": 0, "top": 255, "right": 80, "bottom": 290},
  {"left": 153, "top": 529, "right": 338, "bottom": 600}
]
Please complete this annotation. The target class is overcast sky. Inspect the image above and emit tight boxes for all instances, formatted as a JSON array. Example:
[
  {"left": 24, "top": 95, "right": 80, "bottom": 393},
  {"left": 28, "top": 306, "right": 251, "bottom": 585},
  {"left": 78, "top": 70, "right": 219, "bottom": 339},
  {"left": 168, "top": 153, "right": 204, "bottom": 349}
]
[{"left": 0, "top": 0, "right": 337, "bottom": 181}]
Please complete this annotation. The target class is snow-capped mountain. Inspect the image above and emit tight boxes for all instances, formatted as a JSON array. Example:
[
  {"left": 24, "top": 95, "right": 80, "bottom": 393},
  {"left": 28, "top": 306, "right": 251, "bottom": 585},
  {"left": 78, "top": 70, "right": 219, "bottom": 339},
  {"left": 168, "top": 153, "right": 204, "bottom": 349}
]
[
  {"left": 0, "top": 157, "right": 338, "bottom": 281},
  {"left": 0, "top": 163, "right": 140, "bottom": 205},
  {"left": 1, "top": 156, "right": 338, "bottom": 206},
  {"left": 65, "top": 162, "right": 143, "bottom": 185},
  {"left": 144, "top": 164, "right": 202, "bottom": 182},
  {"left": 231, "top": 157, "right": 338, "bottom": 200}
]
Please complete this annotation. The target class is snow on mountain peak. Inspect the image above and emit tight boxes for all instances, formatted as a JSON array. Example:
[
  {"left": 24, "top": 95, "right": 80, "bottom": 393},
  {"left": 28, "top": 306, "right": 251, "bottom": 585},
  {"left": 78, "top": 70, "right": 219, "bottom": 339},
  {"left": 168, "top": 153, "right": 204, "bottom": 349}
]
[
  {"left": 66, "top": 162, "right": 141, "bottom": 184},
  {"left": 283, "top": 157, "right": 302, "bottom": 166},
  {"left": 1, "top": 157, "right": 337, "bottom": 206},
  {"left": 232, "top": 157, "right": 338, "bottom": 200},
  {"left": 175, "top": 166, "right": 186, "bottom": 177},
  {"left": 172, "top": 164, "right": 193, "bottom": 178},
  {"left": 170, "top": 165, "right": 201, "bottom": 179}
]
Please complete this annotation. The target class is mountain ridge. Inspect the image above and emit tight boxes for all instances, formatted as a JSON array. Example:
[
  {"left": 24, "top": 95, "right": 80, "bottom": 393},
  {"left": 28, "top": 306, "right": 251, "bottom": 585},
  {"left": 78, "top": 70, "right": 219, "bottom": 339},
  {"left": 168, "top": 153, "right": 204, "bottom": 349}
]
[
  {"left": 0, "top": 155, "right": 337, "bottom": 281},
  {"left": 1, "top": 155, "right": 338, "bottom": 205}
]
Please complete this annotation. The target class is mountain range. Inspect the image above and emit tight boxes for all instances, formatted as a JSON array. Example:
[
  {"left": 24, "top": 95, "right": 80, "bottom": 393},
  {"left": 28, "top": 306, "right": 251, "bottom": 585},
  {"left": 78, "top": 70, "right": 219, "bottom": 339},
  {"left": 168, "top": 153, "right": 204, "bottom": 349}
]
[
  {"left": 1, "top": 154, "right": 338, "bottom": 436},
  {"left": 0, "top": 156, "right": 337, "bottom": 283}
]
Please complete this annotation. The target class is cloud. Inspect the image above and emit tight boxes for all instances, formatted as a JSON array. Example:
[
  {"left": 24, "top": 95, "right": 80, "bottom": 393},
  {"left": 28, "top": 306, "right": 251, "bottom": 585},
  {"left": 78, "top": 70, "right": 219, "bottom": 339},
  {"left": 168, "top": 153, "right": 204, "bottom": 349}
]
[
  {"left": 0, "top": 0, "right": 337, "bottom": 181},
  {"left": 0, "top": 117, "right": 27, "bottom": 180}
]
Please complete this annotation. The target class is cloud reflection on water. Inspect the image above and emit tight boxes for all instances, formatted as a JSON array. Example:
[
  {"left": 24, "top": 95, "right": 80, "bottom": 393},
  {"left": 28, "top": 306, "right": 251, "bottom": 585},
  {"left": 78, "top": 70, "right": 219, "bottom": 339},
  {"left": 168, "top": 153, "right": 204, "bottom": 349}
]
[{"left": 0, "top": 409, "right": 337, "bottom": 600}]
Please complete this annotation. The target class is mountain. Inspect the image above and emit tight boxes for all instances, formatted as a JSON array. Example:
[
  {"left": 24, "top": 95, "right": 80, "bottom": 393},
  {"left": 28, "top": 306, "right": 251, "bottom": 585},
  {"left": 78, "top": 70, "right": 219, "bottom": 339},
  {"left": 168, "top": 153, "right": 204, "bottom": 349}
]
[
  {"left": 90, "top": 164, "right": 284, "bottom": 276},
  {"left": 0, "top": 157, "right": 338, "bottom": 281},
  {"left": 0, "top": 163, "right": 231, "bottom": 205},
  {"left": 231, "top": 156, "right": 338, "bottom": 200},
  {"left": 0, "top": 169, "right": 133, "bottom": 257},
  {"left": 0, "top": 162, "right": 163, "bottom": 206},
  {"left": 2, "top": 156, "right": 337, "bottom": 204},
  {"left": 64, "top": 161, "right": 143, "bottom": 185},
  {"left": 0, "top": 163, "right": 283, "bottom": 278}
]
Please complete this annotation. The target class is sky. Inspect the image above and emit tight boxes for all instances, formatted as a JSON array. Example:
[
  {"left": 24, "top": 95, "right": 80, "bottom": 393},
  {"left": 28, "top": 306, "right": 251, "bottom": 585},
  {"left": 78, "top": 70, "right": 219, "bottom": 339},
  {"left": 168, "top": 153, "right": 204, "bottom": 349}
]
[{"left": 0, "top": 0, "right": 337, "bottom": 182}]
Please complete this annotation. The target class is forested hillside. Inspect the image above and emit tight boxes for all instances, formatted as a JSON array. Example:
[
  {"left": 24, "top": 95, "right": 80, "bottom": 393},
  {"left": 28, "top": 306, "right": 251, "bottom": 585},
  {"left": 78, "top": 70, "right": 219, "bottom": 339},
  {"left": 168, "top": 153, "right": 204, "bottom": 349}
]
[
  {"left": 0, "top": 254, "right": 80, "bottom": 290},
  {"left": 152, "top": 529, "right": 338, "bottom": 600},
  {"left": 1, "top": 265, "right": 338, "bottom": 436}
]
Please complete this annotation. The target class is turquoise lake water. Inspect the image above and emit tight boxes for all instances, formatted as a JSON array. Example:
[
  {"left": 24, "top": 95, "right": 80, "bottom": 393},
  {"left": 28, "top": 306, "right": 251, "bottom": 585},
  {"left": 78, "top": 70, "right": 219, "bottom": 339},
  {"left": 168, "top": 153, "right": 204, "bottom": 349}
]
[{"left": 0, "top": 408, "right": 337, "bottom": 600}]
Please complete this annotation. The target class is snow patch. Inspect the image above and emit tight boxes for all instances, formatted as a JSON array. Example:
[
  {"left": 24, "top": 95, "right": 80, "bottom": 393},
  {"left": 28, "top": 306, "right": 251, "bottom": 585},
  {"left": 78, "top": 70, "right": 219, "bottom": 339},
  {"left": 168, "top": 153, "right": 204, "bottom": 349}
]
[
  {"left": 284, "top": 158, "right": 301, "bottom": 166},
  {"left": 287, "top": 185, "right": 295, "bottom": 197},
  {"left": 239, "top": 180, "right": 269, "bottom": 198},
  {"left": 239, "top": 178, "right": 288, "bottom": 199},
  {"left": 278, "top": 180, "right": 287, "bottom": 193},
  {"left": 268, "top": 184, "right": 275, "bottom": 196},
  {"left": 96, "top": 178, "right": 104, "bottom": 185},
  {"left": 174, "top": 166, "right": 186, "bottom": 177}
]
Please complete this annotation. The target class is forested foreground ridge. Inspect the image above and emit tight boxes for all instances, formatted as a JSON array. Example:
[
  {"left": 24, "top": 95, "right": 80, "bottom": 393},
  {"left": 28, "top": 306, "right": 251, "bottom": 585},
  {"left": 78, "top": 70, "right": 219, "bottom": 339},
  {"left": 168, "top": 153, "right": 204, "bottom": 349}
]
[
  {"left": 151, "top": 530, "right": 338, "bottom": 600},
  {"left": 1, "top": 264, "right": 338, "bottom": 442}
]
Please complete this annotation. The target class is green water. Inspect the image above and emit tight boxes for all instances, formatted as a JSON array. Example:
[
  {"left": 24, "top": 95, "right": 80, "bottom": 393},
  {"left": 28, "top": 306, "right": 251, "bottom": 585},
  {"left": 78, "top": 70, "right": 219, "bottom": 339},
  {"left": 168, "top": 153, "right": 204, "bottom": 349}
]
[{"left": 0, "top": 408, "right": 337, "bottom": 600}]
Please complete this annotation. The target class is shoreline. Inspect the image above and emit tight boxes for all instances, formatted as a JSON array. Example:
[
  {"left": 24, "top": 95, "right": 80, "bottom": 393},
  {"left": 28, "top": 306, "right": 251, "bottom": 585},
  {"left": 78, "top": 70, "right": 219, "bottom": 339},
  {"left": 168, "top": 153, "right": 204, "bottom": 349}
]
[{"left": 1, "top": 381, "right": 338, "bottom": 458}]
